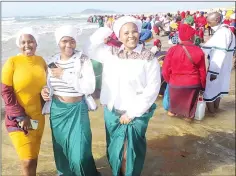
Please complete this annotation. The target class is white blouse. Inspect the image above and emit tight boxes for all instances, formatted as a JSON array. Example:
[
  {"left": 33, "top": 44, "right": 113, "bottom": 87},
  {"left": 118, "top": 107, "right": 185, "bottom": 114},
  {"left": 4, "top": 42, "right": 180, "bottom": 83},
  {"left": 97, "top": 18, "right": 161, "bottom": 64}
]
[
  {"left": 42, "top": 51, "right": 95, "bottom": 114},
  {"left": 86, "top": 43, "right": 161, "bottom": 119},
  {"left": 47, "top": 51, "right": 95, "bottom": 96}
]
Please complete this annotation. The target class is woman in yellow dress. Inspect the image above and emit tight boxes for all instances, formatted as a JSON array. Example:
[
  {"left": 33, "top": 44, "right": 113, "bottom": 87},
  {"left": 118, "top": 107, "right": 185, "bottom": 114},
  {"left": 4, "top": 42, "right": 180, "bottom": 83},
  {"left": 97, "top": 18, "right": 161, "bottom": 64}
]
[{"left": 1, "top": 27, "right": 47, "bottom": 176}]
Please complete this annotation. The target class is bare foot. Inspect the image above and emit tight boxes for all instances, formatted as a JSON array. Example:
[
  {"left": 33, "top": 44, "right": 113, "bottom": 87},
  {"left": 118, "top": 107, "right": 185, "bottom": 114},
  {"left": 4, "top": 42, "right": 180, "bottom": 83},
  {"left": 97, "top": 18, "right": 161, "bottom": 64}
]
[
  {"left": 205, "top": 111, "right": 216, "bottom": 117},
  {"left": 184, "top": 118, "right": 193, "bottom": 123},
  {"left": 168, "top": 111, "right": 176, "bottom": 117}
]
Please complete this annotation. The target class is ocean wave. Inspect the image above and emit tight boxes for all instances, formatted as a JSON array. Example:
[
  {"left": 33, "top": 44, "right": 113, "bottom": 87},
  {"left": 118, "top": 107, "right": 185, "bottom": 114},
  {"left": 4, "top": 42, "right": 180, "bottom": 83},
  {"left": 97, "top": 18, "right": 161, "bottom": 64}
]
[
  {"left": 2, "top": 33, "right": 17, "bottom": 42},
  {"left": 2, "top": 20, "right": 16, "bottom": 25},
  {"left": 79, "top": 24, "right": 98, "bottom": 30},
  {"left": 16, "top": 16, "right": 45, "bottom": 21},
  {"left": 2, "top": 17, "right": 15, "bottom": 21},
  {"left": 2, "top": 18, "right": 98, "bottom": 42}
]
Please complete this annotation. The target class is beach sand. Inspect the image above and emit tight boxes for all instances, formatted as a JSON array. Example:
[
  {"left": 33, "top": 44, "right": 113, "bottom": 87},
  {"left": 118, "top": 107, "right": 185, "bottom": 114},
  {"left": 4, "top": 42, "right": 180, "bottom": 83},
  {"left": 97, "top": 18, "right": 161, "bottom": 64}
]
[{"left": 1, "top": 32, "right": 235, "bottom": 176}]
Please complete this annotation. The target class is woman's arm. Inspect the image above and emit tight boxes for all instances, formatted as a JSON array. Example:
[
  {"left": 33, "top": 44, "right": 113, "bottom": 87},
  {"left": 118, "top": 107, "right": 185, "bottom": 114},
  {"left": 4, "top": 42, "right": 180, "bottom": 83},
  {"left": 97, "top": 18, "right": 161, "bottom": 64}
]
[
  {"left": 162, "top": 47, "right": 174, "bottom": 83},
  {"left": 1, "top": 58, "right": 26, "bottom": 118}
]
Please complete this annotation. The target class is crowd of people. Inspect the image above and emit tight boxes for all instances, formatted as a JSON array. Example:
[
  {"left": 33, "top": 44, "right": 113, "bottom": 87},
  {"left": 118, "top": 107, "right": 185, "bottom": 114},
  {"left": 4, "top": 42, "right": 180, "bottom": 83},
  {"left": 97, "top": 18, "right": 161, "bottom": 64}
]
[
  {"left": 1, "top": 7, "right": 236, "bottom": 176},
  {"left": 89, "top": 9, "right": 235, "bottom": 45}
]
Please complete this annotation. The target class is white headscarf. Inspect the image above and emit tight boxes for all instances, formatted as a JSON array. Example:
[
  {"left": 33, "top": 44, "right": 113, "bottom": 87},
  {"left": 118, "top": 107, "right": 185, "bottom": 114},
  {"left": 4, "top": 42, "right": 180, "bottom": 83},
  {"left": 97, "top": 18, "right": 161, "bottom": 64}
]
[
  {"left": 89, "top": 27, "right": 113, "bottom": 46},
  {"left": 55, "top": 25, "right": 82, "bottom": 45},
  {"left": 15, "top": 27, "right": 38, "bottom": 47},
  {"left": 113, "top": 16, "right": 142, "bottom": 38},
  {"left": 230, "top": 13, "right": 235, "bottom": 20}
]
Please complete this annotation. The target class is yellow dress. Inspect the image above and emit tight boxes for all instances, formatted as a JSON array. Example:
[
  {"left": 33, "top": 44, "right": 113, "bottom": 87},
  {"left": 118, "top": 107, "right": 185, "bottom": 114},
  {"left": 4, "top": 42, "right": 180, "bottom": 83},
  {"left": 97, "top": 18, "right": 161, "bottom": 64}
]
[{"left": 1, "top": 55, "right": 47, "bottom": 160}]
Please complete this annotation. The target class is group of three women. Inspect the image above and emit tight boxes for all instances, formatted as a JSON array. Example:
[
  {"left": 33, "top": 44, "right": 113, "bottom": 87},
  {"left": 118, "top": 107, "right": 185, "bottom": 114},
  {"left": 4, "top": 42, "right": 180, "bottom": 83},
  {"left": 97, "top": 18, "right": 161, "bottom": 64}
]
[{"left": 2, "top": 16, "right": 161, "bottom": 176}]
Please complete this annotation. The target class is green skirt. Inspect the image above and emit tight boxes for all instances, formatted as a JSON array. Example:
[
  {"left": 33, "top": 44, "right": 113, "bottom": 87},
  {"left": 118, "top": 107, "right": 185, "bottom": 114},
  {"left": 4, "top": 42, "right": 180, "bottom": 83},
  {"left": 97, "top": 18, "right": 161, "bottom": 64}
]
[
  {"left": 104, "top": 104, "right": 157, "bottom": 176},
  {"left": 50, "top": 98, "right": 100, "bottom": 176},
  {"left": 91, "top": 60, "right": 103, "bottom": 90}
]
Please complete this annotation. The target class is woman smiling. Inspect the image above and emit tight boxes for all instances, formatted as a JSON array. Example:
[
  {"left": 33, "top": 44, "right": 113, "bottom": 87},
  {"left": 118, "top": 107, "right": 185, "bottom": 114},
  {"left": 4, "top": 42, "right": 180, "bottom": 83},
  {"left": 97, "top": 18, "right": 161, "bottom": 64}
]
[
  {"left": 1, "top": 27, "right": 47, "bottom": 176},
  {"left": 86, "top": 16, "right": 161, "bottom": 176},
  {"left": 41, "top": 25, "right": 100, "bottom": 176}
]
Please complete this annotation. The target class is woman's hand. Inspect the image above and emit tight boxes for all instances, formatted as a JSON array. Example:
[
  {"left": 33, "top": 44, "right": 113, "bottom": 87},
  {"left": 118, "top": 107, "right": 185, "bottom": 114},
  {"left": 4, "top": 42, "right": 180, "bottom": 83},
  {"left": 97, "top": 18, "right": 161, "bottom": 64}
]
[
  {"left": 19, "top": 116, "right": 32, "bottom": 131},
  {"left": 104, "top": 36, "right": 111, "bottom": 44},
  {"left": 210, "top": 74, "right": 217, "bottom": 81},
  {"left": 41, "top": 86, "right": 50, "bottom": 101},
  {"left": 120, "top": 114, "right": 132, "bottom": 124},
  {"left": 50, "top": 66, "right": 64, "bottom": 79}
]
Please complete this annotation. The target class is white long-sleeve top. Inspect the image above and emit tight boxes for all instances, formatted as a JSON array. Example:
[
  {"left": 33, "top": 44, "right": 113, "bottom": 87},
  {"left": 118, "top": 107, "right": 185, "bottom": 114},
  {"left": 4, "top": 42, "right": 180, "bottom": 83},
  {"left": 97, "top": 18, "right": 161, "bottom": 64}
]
[
  {"left": 85, "top": 42, "right": 161, "bottom": 119},
  {"left": 47, "top": 51, "right": 95, "bottom": 96},
  {"left": 42, "top": 51, "right": 95, "bottom": 114}
]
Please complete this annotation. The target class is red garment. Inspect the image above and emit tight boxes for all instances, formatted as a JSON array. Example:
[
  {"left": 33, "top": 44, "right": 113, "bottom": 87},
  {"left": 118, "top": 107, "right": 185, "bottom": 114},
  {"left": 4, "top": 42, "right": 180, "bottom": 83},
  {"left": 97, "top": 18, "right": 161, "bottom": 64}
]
[
  {"left": 153, "top": 25, "right": 160, "bottom": 35},
  {"left": 169, "top": 86, "right": 200, "bottom": 118},
  {"left": 181, "top": 11, "right": 186, "bottom": 19},
  {"left": 229, "top": 26, "right": 236, "bottom": 35},
  {"left": 1, "top": 83, "right": 26, "bottom": 117},
  {"left": 223, "top": 19, "right": 231, "bottom": 26},
  {"left": 178, "top": 24, "right": 196, "bottom": 41},
  {"left": 1, "top": 83, "right": 26, "bottom": 133},
  {"left": 153, "top": 39, "right": 161, "bottom": 46},
  {"left": 162, "top": 41, "right": 206, "bottom": 88},
  {"left": 194, "top": 15, "right": 197, "bottom": 23},
  {"left": 106, "top": 32, "right": 122, "bottom": 47},
  {"left": 196, "top": 16, "right": 207, "bottom": 27}
]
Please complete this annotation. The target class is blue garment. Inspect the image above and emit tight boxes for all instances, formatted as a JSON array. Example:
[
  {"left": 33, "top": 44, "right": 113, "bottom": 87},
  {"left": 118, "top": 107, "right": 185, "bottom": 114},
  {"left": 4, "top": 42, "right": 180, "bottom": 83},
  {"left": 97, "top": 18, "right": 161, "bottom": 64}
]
[
  {"left": 142, "top": 22, "right": 152, "bottom": 30},
  {"left": 162, "top": 84, "right": 170, "bottom": 111},
  {"left": 169, "top": 32, "right": 179, "bottom": 44},
  {"left": 140, "top": 29, "right": 152, "bottom": 42}
]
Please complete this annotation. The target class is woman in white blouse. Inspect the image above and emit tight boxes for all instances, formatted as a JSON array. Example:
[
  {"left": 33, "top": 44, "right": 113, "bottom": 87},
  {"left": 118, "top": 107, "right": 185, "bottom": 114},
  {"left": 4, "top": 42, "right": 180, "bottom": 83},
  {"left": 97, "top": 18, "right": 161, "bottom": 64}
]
[
  {"left": 86, "top": 16, "right": 161, "bottom": 176},
  {"left": 41, "top": 25, "right": 100, "bottom": 176}
]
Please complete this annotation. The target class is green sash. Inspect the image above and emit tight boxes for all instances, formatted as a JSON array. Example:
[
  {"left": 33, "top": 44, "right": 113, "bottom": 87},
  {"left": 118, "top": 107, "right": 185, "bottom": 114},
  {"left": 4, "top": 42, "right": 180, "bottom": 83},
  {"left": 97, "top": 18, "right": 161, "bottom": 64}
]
[
  {"left": 91, "top": 60, "right": 103, "bottom": 90},
  {"left": 104, "top": 104, "right": 157, "bottom": 176},
  {"left": 50, "top": 98, "right": 100, "bottom": 176}
]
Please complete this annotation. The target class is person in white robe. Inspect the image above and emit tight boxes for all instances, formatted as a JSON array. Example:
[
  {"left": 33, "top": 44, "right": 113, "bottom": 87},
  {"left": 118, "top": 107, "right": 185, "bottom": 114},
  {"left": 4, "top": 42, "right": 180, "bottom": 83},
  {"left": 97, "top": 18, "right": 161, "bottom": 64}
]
[
  {"left": 201, "top": 12, "right": 236, "bottom": 114},
  {"left": 84, "top": 16, "right": 161, "bottom": 176}
]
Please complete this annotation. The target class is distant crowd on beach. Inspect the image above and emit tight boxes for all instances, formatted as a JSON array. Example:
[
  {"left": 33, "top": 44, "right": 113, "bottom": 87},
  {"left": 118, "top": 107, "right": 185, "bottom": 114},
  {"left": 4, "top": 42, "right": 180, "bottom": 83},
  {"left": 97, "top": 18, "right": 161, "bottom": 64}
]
[{"left": 87, "top": 9, "right": 235, "bottom": 45}]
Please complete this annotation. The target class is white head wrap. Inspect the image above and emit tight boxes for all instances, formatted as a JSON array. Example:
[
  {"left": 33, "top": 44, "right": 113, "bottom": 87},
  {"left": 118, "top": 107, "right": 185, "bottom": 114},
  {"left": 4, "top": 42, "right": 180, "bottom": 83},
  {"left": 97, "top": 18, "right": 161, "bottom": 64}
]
[
  {"left": 16, "top": 27, "right": 38, "bottom": 47},
  {"left": 89, "top": 27, "right": 113, "bottom": 46},
  {"left": 55, "top": 25, "right": 82, "bottom": 45},
  {"left": 230, "top": 13, "right": 235, "bottom": 19},
  {"left": 113, "top": 16, "right": 142, "bottom": 38}
]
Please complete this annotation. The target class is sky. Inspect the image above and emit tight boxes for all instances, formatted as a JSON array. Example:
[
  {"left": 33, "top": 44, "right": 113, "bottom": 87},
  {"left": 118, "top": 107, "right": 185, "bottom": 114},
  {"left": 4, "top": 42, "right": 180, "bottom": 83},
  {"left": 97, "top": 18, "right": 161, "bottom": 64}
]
[{"left": 2, "top": 1, "right": 235, "bottom": 17}]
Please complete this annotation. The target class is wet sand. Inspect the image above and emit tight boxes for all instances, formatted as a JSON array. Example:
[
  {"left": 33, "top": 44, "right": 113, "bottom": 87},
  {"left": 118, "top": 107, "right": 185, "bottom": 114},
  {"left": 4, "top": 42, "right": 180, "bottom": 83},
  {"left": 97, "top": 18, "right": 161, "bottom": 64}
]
[{"left": 1, "top": 32, "right": 235, "bottom": 176}]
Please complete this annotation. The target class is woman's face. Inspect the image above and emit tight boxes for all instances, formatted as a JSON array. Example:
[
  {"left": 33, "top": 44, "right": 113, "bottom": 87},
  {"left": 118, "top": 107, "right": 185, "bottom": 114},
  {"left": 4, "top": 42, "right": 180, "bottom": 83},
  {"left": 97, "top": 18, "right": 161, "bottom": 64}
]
[
  {"left": 19, "top": 34, "right": 37, "bottom": 56},
  {"left": 59, "top": 36, "right": 76, "bottom": 57},
  {"left": 119, "top": 22, "right": 139, "bottom": 51}
]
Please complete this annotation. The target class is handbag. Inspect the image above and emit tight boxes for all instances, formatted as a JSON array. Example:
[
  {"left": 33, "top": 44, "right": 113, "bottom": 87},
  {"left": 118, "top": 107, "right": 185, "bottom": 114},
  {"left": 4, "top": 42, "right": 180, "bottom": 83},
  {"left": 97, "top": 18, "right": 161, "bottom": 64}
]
[{"left": 79, "top": 58, "right": 97, "bottom": 111}]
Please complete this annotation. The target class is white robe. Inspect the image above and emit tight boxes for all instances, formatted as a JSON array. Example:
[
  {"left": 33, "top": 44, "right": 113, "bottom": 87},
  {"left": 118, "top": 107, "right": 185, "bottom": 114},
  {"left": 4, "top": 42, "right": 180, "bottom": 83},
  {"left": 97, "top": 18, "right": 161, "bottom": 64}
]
[
  {"left": 201, "top": 24, "right": 235, "bottom": 102},
  {"left": 83, "top": 29, "right": 161, "bottom": 119}
]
